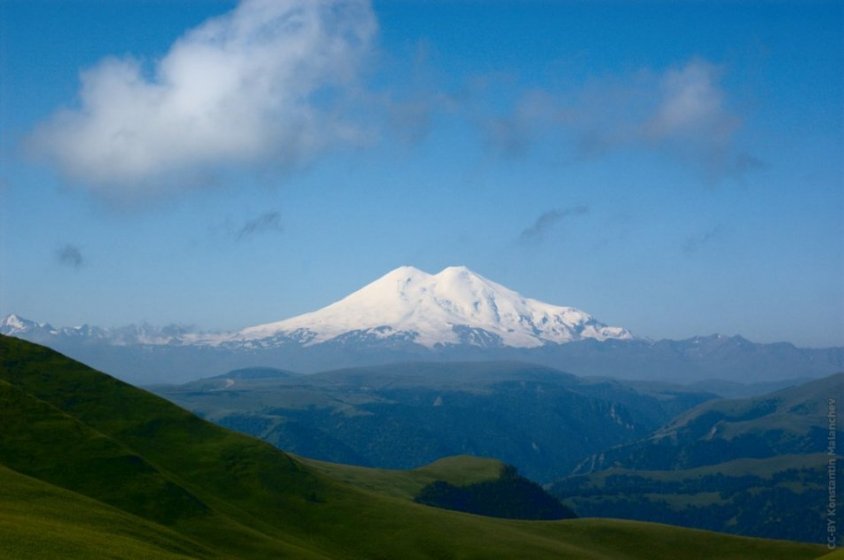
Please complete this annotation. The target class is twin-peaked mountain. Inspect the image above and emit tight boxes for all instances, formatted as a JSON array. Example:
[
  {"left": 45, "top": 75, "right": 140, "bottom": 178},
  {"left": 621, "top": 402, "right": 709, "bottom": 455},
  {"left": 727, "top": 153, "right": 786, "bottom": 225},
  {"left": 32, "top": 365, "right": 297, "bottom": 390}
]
[
  {"left": 234, "top": 266, "right": 632, "bottom": 348},
  {"left": 2, "top": 266, "right": 842, "bottom": 384},
  {"left": 1, "top": 266, "right": 630, "bottom": 350}
]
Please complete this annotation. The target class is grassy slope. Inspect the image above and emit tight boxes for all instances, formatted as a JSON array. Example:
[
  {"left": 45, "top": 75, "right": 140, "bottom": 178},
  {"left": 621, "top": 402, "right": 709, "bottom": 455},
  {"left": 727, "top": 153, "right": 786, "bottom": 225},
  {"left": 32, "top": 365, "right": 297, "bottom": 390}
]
[
  {"left": 0, "top": 464, "right": 206, "bottom": 560},
  {"left": 0, "top": 335, "right": 828, "bottom": 559}
]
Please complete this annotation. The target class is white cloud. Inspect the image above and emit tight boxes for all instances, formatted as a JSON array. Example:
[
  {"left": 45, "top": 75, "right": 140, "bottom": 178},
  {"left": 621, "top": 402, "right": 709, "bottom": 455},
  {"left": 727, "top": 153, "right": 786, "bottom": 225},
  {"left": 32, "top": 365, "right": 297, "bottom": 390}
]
[
  {"left": 649, "top": 61, "right": 729, "bottom": 136},
  {"left": 30, "top": 0, "right": 376, "bottom": 194},
  {"left": 472, "top": 59, "right": 756, "bottom": 180},
  {"left": 642, "top": 60, "right": 757, "bottom": 178}
]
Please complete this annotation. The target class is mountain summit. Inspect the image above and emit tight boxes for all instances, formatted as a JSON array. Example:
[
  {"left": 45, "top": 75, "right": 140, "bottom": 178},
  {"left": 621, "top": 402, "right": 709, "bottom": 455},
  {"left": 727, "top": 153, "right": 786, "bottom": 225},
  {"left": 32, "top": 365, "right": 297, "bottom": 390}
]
[{"left": 235, "top": 266, "right": 633, "bottom": 348}]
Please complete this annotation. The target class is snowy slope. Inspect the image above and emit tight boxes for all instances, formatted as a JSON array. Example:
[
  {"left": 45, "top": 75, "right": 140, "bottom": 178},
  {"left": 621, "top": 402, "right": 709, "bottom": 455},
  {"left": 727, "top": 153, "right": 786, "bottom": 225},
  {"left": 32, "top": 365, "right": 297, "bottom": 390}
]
[
  {"left": 235, "top": 266, "right": 633, "bottom": 348},
  {"left": 0, "top": 314, "right": 40, "bottom": 333}
]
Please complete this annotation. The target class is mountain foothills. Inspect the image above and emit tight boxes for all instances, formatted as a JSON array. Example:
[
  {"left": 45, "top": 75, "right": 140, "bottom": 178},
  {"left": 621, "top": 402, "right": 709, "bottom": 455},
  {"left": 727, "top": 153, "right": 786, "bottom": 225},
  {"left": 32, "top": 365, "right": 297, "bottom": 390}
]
[
  {"left": 154, "top": 362, "right": 716, "bottom": 483},
  {"left": 0, "top": 334, "right": 826, "bottom": 560},
  {"left": 572, "top": 373, "right": 842, "bottom": 473},
  {"left": 2, "top": 266, "right": 842, "bottom": 384},
  {"left": 551, "top": 373, "right": 843, "bottom": 543},
  {"left": 153, "top": 361, "right": 842, "bottom": 544}
]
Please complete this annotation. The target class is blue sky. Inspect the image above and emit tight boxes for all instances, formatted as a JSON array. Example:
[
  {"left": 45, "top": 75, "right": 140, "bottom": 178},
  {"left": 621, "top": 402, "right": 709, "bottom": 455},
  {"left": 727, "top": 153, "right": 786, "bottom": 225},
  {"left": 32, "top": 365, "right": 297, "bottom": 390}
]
[{"left": 1, "top": 0, "right": 842, "bottom": 346}]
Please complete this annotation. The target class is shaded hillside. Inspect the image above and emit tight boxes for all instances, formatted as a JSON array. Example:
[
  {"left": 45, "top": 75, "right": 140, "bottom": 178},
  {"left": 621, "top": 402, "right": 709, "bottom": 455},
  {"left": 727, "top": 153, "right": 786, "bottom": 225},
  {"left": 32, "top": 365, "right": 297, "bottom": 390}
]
[
  {"left": 572, "top": 373, "right": 842, "bottom": 473},
  {"left": 551, "top": 374, "right": 842, "bottom": 543},
  {"left": 553, "top": 454, "right": 831, "bottom": 543}
]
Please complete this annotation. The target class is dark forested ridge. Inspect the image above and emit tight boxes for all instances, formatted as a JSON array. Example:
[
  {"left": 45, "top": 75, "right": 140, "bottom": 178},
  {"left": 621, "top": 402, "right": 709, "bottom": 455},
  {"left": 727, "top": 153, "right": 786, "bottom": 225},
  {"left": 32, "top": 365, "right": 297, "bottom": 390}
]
[{"left": 155, "top": 361, "right": 715, "bottom": 482}]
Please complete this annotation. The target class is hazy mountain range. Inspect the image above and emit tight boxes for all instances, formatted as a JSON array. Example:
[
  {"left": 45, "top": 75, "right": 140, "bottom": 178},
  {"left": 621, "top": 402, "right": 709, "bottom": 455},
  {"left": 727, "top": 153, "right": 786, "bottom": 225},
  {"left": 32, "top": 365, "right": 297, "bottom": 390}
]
[
  {"left": 152, "top": 361, "right": 841, "bottom": 544},
  {"left": 3, "top": 266, "right": 842, "bottom": 384},
  {"left": 152, "top": 361, "right": 716, "bottom": 483}
]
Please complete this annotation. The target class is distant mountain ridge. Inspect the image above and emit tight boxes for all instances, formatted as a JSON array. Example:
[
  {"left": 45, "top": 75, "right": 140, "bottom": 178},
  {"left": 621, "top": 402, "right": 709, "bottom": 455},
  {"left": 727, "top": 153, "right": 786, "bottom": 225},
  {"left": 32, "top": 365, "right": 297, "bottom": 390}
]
[
  {"left": 3, "top": 266, "right": 843, "bottom": 383},
  {"left": 0, "top": 313, "right": 197, "bottom": 346},
  {"left": 154, "top": 361, "right": 717, "bottom": 483}
]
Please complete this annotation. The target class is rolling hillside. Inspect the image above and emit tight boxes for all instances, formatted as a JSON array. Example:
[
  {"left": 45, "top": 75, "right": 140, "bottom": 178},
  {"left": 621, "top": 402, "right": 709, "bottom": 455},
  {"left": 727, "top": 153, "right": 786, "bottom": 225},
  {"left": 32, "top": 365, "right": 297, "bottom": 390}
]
[{"left": 0, "top": 334, "right": 827, "bottom": 559}]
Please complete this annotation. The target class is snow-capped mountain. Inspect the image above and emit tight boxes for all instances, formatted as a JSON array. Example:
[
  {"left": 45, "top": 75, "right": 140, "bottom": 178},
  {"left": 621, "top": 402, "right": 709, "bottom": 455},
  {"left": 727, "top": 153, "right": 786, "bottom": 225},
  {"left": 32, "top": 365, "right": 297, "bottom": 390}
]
[
  {"left": 1, "top": 314, "right": 43, "bottom": 334},
  {"left": 1, "top": 266, "right": 630, "bottom": 350},
  {"left": 233, "top": 266, "right": 633, "bottom": 348},
  {"left": 3, "top": 266, "right": 842, "bottom": 385},
  {"left": 0, "top": 314, "right": 85, "bottom": 341},
  {"left": 0, "top": 313, "right": 195, "bottom": 346}
]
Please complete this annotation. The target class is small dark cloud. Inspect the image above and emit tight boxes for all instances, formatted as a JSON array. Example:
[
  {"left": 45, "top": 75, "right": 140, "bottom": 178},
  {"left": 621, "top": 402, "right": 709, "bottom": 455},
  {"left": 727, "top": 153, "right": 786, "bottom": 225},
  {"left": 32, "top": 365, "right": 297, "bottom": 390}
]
[
  {"left": 475, "top": 89, "right": 557, "bottom": 159},
  {"left": 234, "top": 211, "right": 284, "bottom": 241},
  {"left": 56, "top": 244, "right": 84, "bottom": 269},
  {"left": 719, "top": 152, "right": 766, "bottom": 180},
  {"left": 519, "top": 205, "right": 589, "bottom": 243},
  {"left": 682, "top": 226, "right": 723, "bottom": 255},
  {"left": 480, "top": 116, "right": 533, "bottom": 158}
]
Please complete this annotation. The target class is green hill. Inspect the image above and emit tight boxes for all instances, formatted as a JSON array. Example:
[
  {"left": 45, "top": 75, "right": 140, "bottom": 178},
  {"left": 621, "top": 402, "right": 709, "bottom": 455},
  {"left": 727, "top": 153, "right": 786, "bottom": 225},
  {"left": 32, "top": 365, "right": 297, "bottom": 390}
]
[
  {"left": 306, "top": 454, "right": 574, "bottom": 520},
  {"left": 0, "top": 334, "right": 827, "bottom": 559},
  {"left": 301, "top": 454, "right": 508, "bottom": 500}
]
